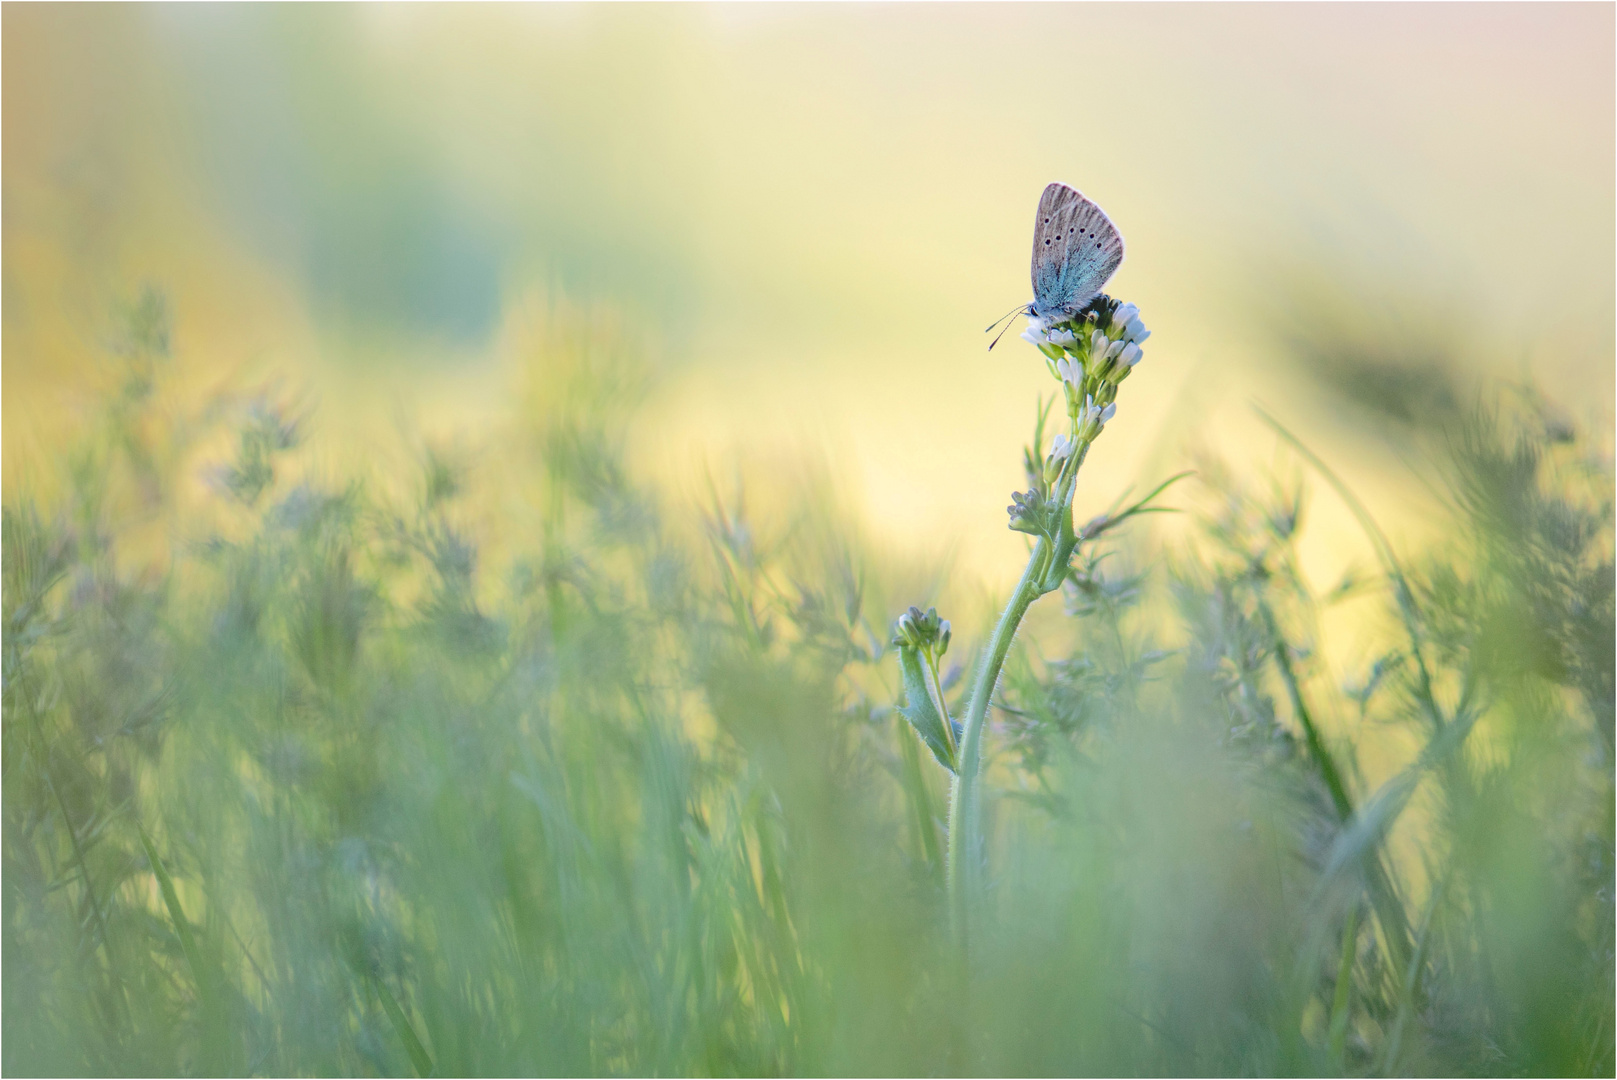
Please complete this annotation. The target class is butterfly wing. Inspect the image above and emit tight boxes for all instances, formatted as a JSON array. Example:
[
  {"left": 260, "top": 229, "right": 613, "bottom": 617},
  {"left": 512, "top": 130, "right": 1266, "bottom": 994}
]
[{"left": 1030, "top": 183, "right": 1125, "bottom": 319}]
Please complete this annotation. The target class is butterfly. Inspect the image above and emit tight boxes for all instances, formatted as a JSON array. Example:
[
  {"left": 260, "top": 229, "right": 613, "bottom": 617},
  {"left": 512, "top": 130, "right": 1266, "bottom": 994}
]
[{"left": 989, "top": 183, "right": 1125, "bottom": 348}]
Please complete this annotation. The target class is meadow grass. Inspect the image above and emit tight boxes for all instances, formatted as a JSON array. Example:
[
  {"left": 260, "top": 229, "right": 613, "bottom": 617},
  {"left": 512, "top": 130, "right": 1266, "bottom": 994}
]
[{"left": 3, "top": 296, "right": 1612, "bottom": 1076}]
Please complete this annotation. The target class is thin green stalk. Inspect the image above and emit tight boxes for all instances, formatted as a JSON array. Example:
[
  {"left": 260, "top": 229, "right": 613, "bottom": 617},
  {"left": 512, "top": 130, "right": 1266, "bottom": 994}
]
[
  {"left": 924, "top": 646, "right": 959, "bottom": 763},
  {"left": 373, "top": 974, "right": 435, "bottom": 1077},
  {"left": 948, "top": 535, "right": 1050, "bottom": 952},
  {"left": 897, "top": 713, "right": 944, "bottom": 883},
  {"left": 48, "top": 772, "right": 113, "bottom": 962},
  {"left": 1258, "top": 598, "right": 1412, "bottom": 978},
  {"left": 1326, "top": 901, "right": 1361, "bottom": 1063},
  {"left": 1256, "top": 409, "right": 1447, "bottom": 735},
  {"left": 48, "top": 771, "right": 131, "bottom": 1037},
  {"left": 1379, "top": 874, "right": 1446, "bottom": 1074},
  {"left": 945, "top": 432, "right": 1121, "bottom": 951},
  {"left": 137, "top": 824, "right": 208, "bottom": 998}
]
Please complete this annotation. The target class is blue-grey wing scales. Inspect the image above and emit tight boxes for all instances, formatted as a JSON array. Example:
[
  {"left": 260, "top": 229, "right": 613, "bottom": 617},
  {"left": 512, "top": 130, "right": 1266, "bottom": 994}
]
[{"left": 1030, "top": 183, "right": 1124, "bottom": 319}]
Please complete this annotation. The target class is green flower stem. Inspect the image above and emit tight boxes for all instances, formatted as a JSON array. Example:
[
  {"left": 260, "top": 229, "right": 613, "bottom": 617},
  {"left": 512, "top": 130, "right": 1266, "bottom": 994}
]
[
  {"left": 947, "top": 428, "right": 1093, "bottom": 953},
  {"left": 923, "top": 647, "right": 959, "bottom": 761},
  {"left": 1327, "top": 900, "right": 1362, "bottom": 1064},
  {"left": 947, "top": 535, "right": 1048, "bottom": 952}
]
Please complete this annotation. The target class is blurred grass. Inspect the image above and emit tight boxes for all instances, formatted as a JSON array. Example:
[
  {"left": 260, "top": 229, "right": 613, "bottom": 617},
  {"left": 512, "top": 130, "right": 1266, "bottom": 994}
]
[{"left": 4, "top": 294, "right": 1611, "bottom": 1076}]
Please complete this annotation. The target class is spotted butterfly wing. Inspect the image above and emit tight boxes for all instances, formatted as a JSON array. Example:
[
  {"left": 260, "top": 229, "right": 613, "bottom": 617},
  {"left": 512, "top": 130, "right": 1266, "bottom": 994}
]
[{"left": 1030, "top": 183, "right": 1125, "bottom": 320}]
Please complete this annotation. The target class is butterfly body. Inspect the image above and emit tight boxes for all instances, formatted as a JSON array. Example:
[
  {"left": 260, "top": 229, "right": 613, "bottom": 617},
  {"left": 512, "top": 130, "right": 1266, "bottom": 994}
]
[{"left": 1028, "top": 183, "right": 1124, "bottom": 322}]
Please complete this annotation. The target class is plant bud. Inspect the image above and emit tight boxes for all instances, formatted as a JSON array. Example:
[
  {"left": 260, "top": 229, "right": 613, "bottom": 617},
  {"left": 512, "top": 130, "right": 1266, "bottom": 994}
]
[{"left": 1056, "top": 357, "right": 1082, "bottom": 389}]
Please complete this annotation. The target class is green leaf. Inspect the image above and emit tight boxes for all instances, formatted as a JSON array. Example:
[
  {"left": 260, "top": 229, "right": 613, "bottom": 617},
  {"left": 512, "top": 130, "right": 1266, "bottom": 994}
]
[
  {"left": 897, "top": 645, "right": 957, "bottom": 773},
  {"left": 374, "top": 975, "right": 435, "bottom": 1078},
  {"left": 137, "top": 824, "right": 208, "bottom": 998}
]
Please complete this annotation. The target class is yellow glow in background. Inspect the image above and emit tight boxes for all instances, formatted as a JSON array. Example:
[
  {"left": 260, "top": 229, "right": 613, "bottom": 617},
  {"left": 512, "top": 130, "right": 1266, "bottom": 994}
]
[{"left": 5, "top": 3, "right": 1613, "bottom": 594}]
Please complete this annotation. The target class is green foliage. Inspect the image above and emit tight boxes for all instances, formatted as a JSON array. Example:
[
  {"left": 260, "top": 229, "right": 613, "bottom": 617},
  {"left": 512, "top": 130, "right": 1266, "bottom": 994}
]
[{"left": 3, "top": 304, "right": 1611, "bottom": 1076}]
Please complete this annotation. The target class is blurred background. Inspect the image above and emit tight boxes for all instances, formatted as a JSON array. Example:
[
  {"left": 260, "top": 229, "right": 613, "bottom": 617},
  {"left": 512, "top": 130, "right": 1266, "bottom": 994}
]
[
  {"left": 6, "top": 3, "right": 1612, "bottom": 586},
  {"left": 4, "top": 6, "right": 1612, "bottom": 1076}
]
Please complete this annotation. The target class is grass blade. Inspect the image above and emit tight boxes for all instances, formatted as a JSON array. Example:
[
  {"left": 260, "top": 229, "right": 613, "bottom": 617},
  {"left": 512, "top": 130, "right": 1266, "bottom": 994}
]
[
  {"left": 137, "top": 823, "right": 206, "bottom": 996},
  {"left": 374, "top": 976, "right": 435, "bottom": 1078}
]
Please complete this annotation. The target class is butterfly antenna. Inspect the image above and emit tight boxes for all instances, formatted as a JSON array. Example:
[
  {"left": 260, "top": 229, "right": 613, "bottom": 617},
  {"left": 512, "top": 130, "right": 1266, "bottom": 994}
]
[
  {"left": 985, "top": 303, "right": 1029, "bottom": 352},
  {"left": 988, "top": 319, "right": 1018, "bottom": 351},
  {"left": 984, "top": 303, "right": 1024, "bottom": 334}
]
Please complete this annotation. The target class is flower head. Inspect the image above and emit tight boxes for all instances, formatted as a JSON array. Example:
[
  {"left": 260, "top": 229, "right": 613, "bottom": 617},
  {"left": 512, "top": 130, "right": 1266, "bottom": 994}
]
[
  {"left": 892, "top": 605, "right": 951, "bottom": 655},
  {"left": 1007, "top": 487, "right": 1051, "bottom": 537}
]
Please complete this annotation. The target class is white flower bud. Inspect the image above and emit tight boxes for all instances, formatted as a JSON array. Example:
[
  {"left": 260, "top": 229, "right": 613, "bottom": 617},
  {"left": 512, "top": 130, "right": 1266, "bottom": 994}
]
[
  {"left": 1021, "top": 326, "right": 1048, "bottom": 346},
  {"left": 1090, "top": 330, "right": 1109, "bottom": 354},
  {"left": 1105, "top": 340, "right": 1125, "bottom": 361},
  {"left": 1119, "top": 342, "right": 1141, "bottom": 368},
  {"left": 1072, "top": 393, "right": 1119, "bottom": 440},
  {"left": 1124, "top": 319, "right": 1148, "bottom": 343},
  {"left": 1112, "top": 303, "right": 1138, "bottom": 328},
  {"left": 1049, "top": 328, "right": 1076, "bottom": 347},
  {"left": 1056, "top": 357, "right": 1082, "bottom": 388}
]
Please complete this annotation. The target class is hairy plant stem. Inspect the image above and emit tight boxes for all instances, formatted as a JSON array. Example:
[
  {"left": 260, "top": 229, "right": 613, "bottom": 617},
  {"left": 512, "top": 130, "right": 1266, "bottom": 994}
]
[
  {"left": 947, "top": 537, "right": 1044, "bottom": 953},
  {"left": 946, "top": 444, "right": 1088, "bottom": 955}
]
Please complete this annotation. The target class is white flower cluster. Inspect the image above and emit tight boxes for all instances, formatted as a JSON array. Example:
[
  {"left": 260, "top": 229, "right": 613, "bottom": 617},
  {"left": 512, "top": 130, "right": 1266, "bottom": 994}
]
[
  {"left": 1021, "top": 302, "right": 1150, "bottom": 378},
  {"left": 1090, "top": 302, "right": 1150, "bottom": 373},
  {"left": 1026, "top": 299, "right": 1148, "bottom": 481},
  {"left": 1021, "top": 321, "right": 1081, "bottom": 349}
]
